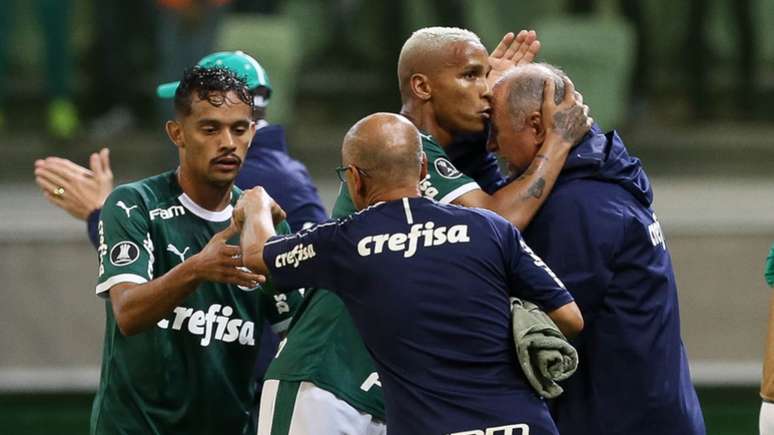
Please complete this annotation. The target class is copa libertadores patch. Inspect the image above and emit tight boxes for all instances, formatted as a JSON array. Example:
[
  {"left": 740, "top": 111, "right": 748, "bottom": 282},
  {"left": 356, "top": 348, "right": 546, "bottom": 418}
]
[
  {"left": 110, "top": 241, "right": 140, "bottom": 266},
  {"left": 434, "top": 157, "right": 463, "bottom": 179}
]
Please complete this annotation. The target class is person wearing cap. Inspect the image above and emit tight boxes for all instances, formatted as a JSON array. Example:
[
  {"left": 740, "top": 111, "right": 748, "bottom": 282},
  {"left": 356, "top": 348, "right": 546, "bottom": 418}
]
[
  {"left": 33, "top": 50, "right": 327, "bottom": 412},
  {"left": 35, "top": 50, "right": 327, "bottom": 243}
]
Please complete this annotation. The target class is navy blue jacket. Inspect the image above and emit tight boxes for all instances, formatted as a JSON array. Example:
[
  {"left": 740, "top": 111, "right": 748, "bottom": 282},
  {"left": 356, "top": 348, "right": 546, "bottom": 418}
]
[
  {"left": 521, "top": 126, "right": 705, "bottom": 435},
  {"left": 235, "top": 124, "right": 327, "bottom": 232}
]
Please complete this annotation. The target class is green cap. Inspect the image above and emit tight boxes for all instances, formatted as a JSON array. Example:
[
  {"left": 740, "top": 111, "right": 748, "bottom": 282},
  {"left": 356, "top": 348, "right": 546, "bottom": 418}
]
[{"left": 156, "top": 50, "right": 272, "bottom": 103}]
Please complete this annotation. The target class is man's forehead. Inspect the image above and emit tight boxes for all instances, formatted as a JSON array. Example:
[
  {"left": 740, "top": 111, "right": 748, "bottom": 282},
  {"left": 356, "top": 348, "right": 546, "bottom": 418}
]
[
  {"left": 444, "top": 39, "right": 488, "bottom": 67},
  {"left": 188, "top": 91, "right": 252, "bottom": 118}
]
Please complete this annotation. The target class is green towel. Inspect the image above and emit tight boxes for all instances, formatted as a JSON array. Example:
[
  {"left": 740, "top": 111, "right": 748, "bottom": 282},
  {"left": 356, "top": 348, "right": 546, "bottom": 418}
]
[
  {"left": 511, "top": 298, "right": 578, "bottom": 399},
  {"left": 766, "top": 242, "right": 774, "bottom": 288}
]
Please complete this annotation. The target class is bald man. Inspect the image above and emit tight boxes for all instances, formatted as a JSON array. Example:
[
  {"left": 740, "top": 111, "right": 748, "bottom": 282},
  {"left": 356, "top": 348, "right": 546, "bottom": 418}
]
[
  {"left": 238, "top": 113, "right": 583, "bottom": 435},
  {"left": 488, "top": 64, "right": 706, "bottom": 435},
  {"left": 259, "top": 27, "right": 591, "bottom": 434}
]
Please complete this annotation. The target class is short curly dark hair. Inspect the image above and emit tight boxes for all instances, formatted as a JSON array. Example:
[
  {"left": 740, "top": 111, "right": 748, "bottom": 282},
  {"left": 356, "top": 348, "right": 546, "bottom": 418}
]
[{"left": 173, "top": 66, "right": 253, "bottom": 117}]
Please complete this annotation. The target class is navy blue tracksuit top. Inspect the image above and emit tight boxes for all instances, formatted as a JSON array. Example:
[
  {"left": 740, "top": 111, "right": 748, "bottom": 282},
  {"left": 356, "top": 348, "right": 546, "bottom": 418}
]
[{"left": 521, "top": 126, "right": 706, "bottom": 435}]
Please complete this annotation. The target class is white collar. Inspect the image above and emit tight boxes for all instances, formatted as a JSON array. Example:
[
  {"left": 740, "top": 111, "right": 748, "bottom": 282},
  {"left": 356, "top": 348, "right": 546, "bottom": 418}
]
[{"left": 177, "top": 192, "right": 233, "bottom": 222}]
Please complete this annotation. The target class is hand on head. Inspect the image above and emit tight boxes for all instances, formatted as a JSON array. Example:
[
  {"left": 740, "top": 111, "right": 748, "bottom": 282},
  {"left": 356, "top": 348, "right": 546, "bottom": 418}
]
[
  {"left": 34, "top": 148, "right": 114, "bottom": 220},
  {"left": 541, "top": 78, "right": 593, "bottom": 145}
]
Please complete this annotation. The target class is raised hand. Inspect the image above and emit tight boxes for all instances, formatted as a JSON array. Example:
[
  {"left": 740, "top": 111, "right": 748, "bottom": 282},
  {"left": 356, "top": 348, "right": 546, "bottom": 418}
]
[
  {"left": 34, "top": 147, "right": 114, "bottom": 220},
  {"left": 541, "top": 78, "right": 592, "bottom": 146},
  {"left": 488, "top": 30, "right": 541, "bottom": 88}
]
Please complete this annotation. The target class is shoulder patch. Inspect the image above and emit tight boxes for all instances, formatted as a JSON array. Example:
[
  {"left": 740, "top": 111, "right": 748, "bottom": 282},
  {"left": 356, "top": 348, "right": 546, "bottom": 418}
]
[
  {"left": 110, "top": 241, "right": 140, "bottom": 266},
  {"left": 434, "top": 157, "right": 462, "bottom": 179}
]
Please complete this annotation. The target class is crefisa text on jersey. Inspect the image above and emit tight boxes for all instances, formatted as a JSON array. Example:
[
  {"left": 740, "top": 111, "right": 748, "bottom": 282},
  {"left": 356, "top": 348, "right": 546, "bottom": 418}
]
[
  {"left": 357, "top": 222, "right": 470, "bottom": 258},
  {"left": 156, "top": 303, "right": 255, "bottom": 347},
  {"left": 274, "top": 243, "right": 316, "bottom": 269}
]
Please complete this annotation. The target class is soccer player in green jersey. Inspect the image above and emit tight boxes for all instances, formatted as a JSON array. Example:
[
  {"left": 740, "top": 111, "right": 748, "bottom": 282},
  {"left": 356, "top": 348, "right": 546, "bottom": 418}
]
[
  {"left": 258, "top": 27, "right": 591, "bottom": 434},
  {"left": 91, "top": 66, "right": 301, "bottom": 435}
]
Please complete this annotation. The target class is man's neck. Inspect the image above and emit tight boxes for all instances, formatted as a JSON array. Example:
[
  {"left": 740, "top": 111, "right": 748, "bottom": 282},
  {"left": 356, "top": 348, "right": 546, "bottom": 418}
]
[
  {"left": 399, "top": 102, "right": 453, "bottom": 148},
  {"left": 366, "top": 186, "right": 421, "bottom": 208},
  {"left": 177, "top": 169, "right": 233, "bottom": 211}
]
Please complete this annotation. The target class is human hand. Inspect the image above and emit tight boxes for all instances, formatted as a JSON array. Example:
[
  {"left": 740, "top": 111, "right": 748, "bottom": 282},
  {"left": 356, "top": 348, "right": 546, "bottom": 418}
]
[
  {"left": 189, "top": 223, "right": 265, "bottom": 287},
  {"left": 488, "top": 30, "right": 541, "bottom": 89},
  {"left": 34, "top": 148, "right": 114, "bottom": 220},
  {"left": 235, "top": 187, "right": 287, "bottom": 229},
  {"left": 542, "top": 78, "right": 592, "bottom": 146}
]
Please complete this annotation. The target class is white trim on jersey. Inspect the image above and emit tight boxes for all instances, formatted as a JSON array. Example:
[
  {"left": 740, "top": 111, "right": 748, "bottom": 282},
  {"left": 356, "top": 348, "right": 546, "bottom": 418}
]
[
  {"left": 178, "top": 192, "right": 233, "bottom": 222},
  {"left": 270, "top": 317, "right": 293, "bottom": 335},
  {"left": 437, "top": 182, "right": 480, "bottom": 204},
  {"left": 96, "top": 273, "right": 148, "bottom": 296},
  {"left": 402, "top": 197, "right": 414, "bottom": 224}
]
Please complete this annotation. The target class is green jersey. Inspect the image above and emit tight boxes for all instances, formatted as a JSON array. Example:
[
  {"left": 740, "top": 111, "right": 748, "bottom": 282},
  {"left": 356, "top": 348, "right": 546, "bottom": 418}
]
[
  {"left": 264, "top": 134, "right": 480, "bottom": 418},
  {"left": 91, "top": 171, "right": 301, "bottom": 435}
]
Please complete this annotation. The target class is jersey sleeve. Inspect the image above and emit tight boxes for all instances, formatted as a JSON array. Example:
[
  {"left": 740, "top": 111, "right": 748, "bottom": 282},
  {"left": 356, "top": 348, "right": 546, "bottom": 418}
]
[
  {"left": 95, "top": 186, "right": 153, "bottom": 297},
  {"left": 421, "top": 136, "right": 481, "bottom": 204},
  {"left": 504, "top": 223, "right": 574, "bottom": 312},
  {"left": 262, "top": 220, "right": 344, "bottom": 293},
  {"left": 258, "top": 220, "right": 304, "bottom": 334}
]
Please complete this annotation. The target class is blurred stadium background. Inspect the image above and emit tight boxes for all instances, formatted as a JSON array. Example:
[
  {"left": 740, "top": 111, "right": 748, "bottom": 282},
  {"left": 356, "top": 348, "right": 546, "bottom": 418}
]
[{"left": 2, "top": 0, "right": 773, "bottom": 433}]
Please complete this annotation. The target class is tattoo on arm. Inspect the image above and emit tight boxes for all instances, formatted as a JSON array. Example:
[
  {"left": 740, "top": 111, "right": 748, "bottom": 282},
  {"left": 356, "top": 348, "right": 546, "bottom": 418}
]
[
  {"left": 516, "top": 154, "right": 549, "bottom": 200},
  {"left": 524, "top": 177, "right": 546, "bottom": 199}
]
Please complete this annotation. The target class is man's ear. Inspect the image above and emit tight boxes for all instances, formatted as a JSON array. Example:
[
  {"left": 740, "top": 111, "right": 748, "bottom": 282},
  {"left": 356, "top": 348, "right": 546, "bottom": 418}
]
[
  {"left": 529, "top": 111, "right": 546, "bottom": 144},
  {"left": 165, "top": 120, "right": 184, "bottom": 149},
  {"left": 419, "top": 151, "right": 428, "bottom": 180},
  {"left": 410, "top": 73, "right": 432, "bottom": 101}
]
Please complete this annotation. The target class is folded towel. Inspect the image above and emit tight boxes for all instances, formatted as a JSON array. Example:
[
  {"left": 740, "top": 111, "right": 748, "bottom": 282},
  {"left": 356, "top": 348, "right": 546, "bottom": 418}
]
[{"left": 511, "top": 298, "right": 578, "bottom": 399}]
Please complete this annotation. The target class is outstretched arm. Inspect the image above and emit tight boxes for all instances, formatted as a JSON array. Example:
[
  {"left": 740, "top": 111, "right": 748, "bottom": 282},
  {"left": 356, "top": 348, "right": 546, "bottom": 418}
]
[
  {"left": 236, "top": 187, "right": 285, "bottom": 274},
  {"left": 454, "top": 78, "right": 592, "bottom": 230}
]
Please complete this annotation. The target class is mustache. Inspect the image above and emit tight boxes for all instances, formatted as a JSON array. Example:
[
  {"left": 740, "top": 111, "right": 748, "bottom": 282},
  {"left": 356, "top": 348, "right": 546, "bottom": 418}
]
[{"left": 210, "top": 153, "right": 243, "bottom": 165}]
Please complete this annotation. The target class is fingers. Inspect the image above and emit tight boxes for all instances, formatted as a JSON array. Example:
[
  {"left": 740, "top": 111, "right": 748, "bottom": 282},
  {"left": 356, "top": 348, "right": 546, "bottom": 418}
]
[
  {"left": 574, "top": 90, "right": 583, "bottom": 106},
  {"left": 489, "top": 32, "right": 515, "bottom": 59},
  {"left": 34, "top": 165, "right": 72, "bottom": 192},
  {"left": 90, "top": 151, "right": 102, "bottom": 174},
  {"left": 517, "top": 40, "right": 540, "bottom": 66},
  {"left": 100, "top": 148, "right": 113, "bottom": 179},
  {"left": 503, "top": 30, "right": 527, "bottom": 59},
  {"left": 562, "top": 78, "right": 576, "bottom": 105},
  {"left": 227, "top": 268, "right": 266, "bottom": 287},
  {"left": 216, "top": 221, "right": 242, "bottom": 241},
  {"left": 543, "top": 78, "right": 557, "bottom": 107}
]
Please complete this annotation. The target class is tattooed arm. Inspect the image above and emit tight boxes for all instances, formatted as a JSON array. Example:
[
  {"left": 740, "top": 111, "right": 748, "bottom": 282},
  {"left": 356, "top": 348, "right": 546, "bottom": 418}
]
[{"left": 454, "top": 78, "right": 591, "bottom": 231}]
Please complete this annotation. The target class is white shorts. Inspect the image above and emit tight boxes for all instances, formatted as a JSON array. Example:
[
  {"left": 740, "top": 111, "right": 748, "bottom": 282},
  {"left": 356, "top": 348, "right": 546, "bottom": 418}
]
[{"left": 258, "top": 379, "right": 386, "bottom": 435}]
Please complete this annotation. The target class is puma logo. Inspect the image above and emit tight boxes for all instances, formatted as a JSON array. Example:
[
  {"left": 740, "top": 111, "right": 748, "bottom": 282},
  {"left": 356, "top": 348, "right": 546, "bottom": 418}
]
[
  {"left": 166, "top": 244, "right": 190, "bottom": 263},
  {"left": 116, "top": 201, "right": 139, "bottom": 218}
]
